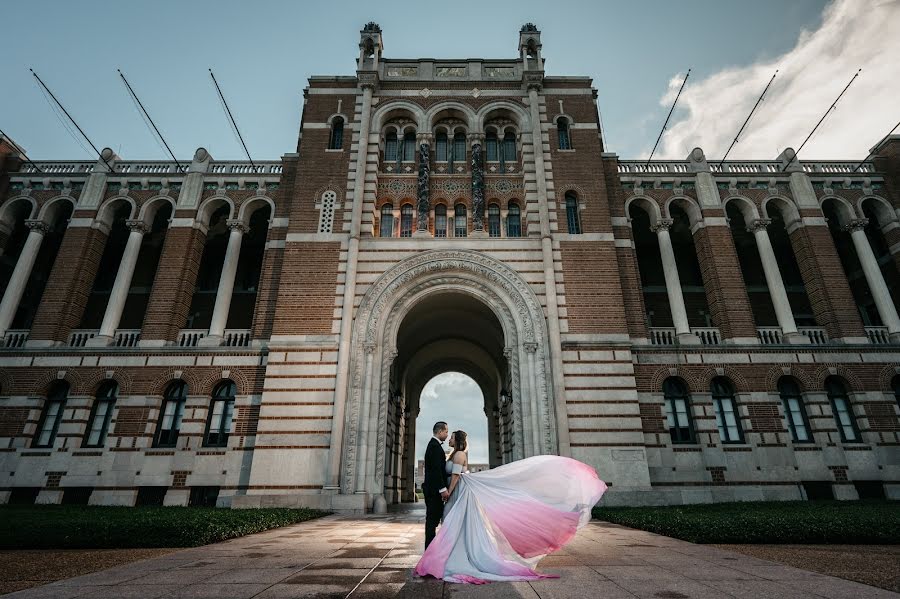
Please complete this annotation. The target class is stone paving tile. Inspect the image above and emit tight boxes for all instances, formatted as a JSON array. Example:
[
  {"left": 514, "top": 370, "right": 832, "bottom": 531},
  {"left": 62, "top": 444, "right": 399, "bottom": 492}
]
[
  {"left": 156, "top": 583, "right": 272, "bottom": 599},
  {"left": 610, "top": 577, "right": 735, "bottom": 599},
  {"left": 528, "top": 578, "right": 638, "bottom": 599}
]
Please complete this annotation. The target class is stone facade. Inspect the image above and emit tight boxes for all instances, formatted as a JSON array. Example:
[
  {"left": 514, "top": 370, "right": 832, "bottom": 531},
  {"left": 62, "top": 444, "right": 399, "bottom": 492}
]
[{"left": 0, "top": 23, "right": 898, "bottom": 512}]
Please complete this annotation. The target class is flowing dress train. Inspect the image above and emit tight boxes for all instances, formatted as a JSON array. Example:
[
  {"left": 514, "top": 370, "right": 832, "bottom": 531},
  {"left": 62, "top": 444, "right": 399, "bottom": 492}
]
[{"left": 414, "top": 454, "right": 607, "bottom": 584}]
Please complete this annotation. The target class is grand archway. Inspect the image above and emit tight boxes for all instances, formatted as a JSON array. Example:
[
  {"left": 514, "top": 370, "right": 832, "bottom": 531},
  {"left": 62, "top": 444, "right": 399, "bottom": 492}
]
[{"left": 340, "top": 249, "right": 558, "bottom": 512}]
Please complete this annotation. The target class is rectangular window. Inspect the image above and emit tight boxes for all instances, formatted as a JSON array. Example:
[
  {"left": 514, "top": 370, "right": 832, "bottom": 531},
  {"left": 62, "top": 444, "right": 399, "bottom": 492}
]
[
  {"left": 85, "top": 400, "right": 113, "bottom": 447},
  {"left": 714, "top": 397, "right": 743, "bottom": 443},
  {"left": 34, "top": 400, "right": 64, "bottom": 448},
  {"left": 435, "top": 213, "right": 447, "bottom": 238},
  {"left": 435, "top": 137, "right": 448, "bottom": 161},
  {"left": 783, "top": 397, "right": 810, "bottom": 442},
  {"left": 831, "top": 397, "right": 860, "bottom": 442},
  {"left": 204, "top": 400, "right": 234, "bottom": 447},
  {"left": 155, "top": 399, "right": 184, "bottom": 448},
  {"left": 666, "top": 398, "right": 694, "bottom": 443},
  {"left": 486, "top": 139, "right": 498, "bottom": 161},
  {"left": 385, "top": 138, "right": 398, "bottom": 162}
]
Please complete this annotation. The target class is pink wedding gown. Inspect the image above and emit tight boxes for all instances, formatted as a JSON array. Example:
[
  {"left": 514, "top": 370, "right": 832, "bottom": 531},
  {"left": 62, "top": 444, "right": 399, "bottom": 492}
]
[{"left": 414, "top": 454, "right": 607, "bottom": 584}]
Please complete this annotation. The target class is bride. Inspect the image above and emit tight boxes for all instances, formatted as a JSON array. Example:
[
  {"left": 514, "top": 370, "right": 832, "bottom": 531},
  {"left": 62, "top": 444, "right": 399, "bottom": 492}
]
[{"left": 414, "top": 430, "right": 607, "bottom": 584}]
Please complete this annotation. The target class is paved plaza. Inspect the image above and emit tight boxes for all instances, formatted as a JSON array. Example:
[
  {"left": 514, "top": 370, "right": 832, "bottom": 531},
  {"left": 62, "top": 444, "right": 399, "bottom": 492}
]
[{"left": 3, "top": 506, "right": 896, "bottom": 599}]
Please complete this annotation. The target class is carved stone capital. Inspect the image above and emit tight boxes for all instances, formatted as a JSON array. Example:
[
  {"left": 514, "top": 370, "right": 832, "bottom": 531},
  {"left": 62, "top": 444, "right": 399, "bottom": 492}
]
[
  {"left": 357, "top": 71, "right": 379, "bottom": 90},
  {"left": 844, "top": 218, "right": 869, "bottom": 233},
  {"left": 363, "top": 342, "right": 377, "bottom": 355},
  {"left": 467, "top": 133, "right": 484, "bottom": 147},
  {"left": 226, "top": 219, "right": 249, "bottom": 234},
  {"left": 649, "top": 218, "right": 674, "bottom": 233},
  {"left": 125, "top": 219, "right": 151, "bottom": 234},
  {"left": 523, "top": 341, "right": 538, "bottom": 354},
  {"left": 24, "top": 219, "right": 50, "bottom": 235},
  {"left": 746, "top": 218, "right": 772, "bottom": 233},
  {"left": 416, "top": 132, "right": 432, "bottom": 145}
]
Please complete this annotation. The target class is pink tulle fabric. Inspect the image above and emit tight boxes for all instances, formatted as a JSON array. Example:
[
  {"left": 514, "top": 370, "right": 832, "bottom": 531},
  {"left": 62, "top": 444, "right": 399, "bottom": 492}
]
[{"left": 413, "top": 455, "right": 607, "bottom": 584}]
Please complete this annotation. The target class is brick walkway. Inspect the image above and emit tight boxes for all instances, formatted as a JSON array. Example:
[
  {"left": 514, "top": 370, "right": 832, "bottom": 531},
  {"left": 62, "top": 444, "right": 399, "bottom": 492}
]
[{"left": 4, "top": 506, "right": 896, "bottom": 598}]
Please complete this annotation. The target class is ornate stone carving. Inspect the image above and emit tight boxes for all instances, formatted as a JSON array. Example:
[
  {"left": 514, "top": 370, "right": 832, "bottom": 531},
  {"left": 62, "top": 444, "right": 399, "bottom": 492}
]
[
  {"left": 843, "top": 218, "right": 869, "bottom": 232},
  {"left": 649, "top": 218, "right": 674, "bottom": 233},
  {"left": 226, "top": 219, "right": 249, "bottom": 234},
  {"left": 24, "top": 220, "right": 50, "bottom": 235},
  {"left": 417, "top": 142, "right": 430, "bottom": 231},
  {"left": 471, "top": 141, "right": 485, "bottom": 231},
  {"left": 125, "top": 219, "right": 151, "bottom": 235},
  {"left": 746, "top": 218, "right": 772, "bottom": 233}
]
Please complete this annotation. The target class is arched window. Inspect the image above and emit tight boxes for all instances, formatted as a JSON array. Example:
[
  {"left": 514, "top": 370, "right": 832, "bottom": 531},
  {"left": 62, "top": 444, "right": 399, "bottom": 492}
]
[
  {"left": 328, "top": 117, "right": 344, "bottom": 150},
  {"left": 663, "top": 377, "right": 694, "bottom": 443},
  {"left": 566, "top": 192, "right": 581, "bottom": 234},
  {"left": 454, "top": 204, "right": 467, "bottom": 237},
  {"left": 84, "top": 381, "right": 117, "bottom": 448},
  {"left": 204, "top": 380, "right": 235, "bottom": 447},
  {"left": 488, "top": 204, "right": 501, "bottom": 237},
  {"left": 711, "top": 377, "right": 743, "bottom": 443},
  {"left": 380, "top": 204, "right": 394, "bottom": 238},
  {"left": 400, "top": 204, "right": 414, "bottom": 238},
  {"left": 186, "top": 204, "right": 229, "bottom": 329},
  {"left": 557, "top": 117, "right": 571, "bottom": 150},
  {"left": 826, "top": 377, "right": 860, "bottom": 442},
  {"left": 502, "top": 132, "right": 516, "bottom": 162},
  {"left": 779, "top": 377, "right": 811, "bottom": 442},
  {"left": 435, "top": 131, "right": 448, "bottom": 162},
  {"left": 154, "top": 381, "right": 187, "bottom": 448},
  {"left": 452, "top": 132, "right": 466, "bottom": 165},
  {"left": 403, "top": 132, "right": 416, "bottom": 162},
  {"left": 33, "top": 381, "right": 69, "bottom": 448},
  {"left": 384, "top": 131, "right": 398, "bottom": 162},
  {"left": 435, "top": 204, "right": 447, "bottom": 238},
  {"left": 507, "top": 202, "right": 521, "bottom": 238},
  {"left": 485, "top": 131, "right": 499, "bottom": 162},
  {"left": 228, "top": 204, "right": 271, "bottom": 330}
]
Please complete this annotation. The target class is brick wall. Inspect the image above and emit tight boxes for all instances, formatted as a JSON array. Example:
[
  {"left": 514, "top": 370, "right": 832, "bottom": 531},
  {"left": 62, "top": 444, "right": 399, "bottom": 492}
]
[{"left": 271, "top": 242, "right": 341, "bottom": 336}]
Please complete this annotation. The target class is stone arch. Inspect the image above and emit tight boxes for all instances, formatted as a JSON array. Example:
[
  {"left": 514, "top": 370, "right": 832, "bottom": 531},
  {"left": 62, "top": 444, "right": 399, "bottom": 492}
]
[
  {"left": 762, "top": 195, "right": 802, "bottom": 228},
  {"left": 341, "top": 249, "right": 558, "bottom": 496},
  {"left": 859, "top": 195, "right": 898, "bottom": 228},
  {"left": 371, "top": 100, "right": 426, "bottom": 133},
  {"left": 236, "top": 195, "right": 275, "bottom": 226},
  {"left": 477, "top": 101, "right": 531, "bottom": 133},
  {"left": 0, "top": 196, "right": 38, "bottom": 227},
  {"left": 812, "top": 364, "right": 864, "bottom": 393},
  {"left": 879, "top": 364, "right": 900, "bottom": 391},
  {"left": 31, "top": 369, "right": 84, "bottom": 396},
  {"left": 136, "top": 195, "right": 176, "bottom": 227},
  {"left": 326, "top": 112, "right": 349, "bottom": 127},
  {"left": 625, "top": 195, "right": 663, "bottom": 228},
  {"left": 820, "top": 195, "right": 859, "bottom": 227},
  {"left": 197, "top": 368, "right": 252, "bottom": 396},
  {"left": 36, "top": 196, "right": 76, "bottom": 223},
  {"left": 649, "top": 366, "right": 702, "bottom": 394},
  {"left": 96, "top": 196, "right": 137, "bottom": 228},
  {"left": 723, "top": 195, "right": 761, "bottom": 222},
  {"left": 196, "top": 195, "right": 235, "bottom": 227},
  {"left": 666, "top": 196, "right": 703, "bottom": 228},
  {"left": 765, "top": 365, "right": 815, "bottom": 393},
  {"left": 425, "top": 101, "right": 476, "bottom": 133},
  {"left": 81, "top": 368, "right": 134, "bottom": 396}
]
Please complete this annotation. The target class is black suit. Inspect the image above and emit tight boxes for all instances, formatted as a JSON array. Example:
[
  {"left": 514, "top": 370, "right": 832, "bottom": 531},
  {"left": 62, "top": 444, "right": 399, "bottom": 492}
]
[{"left": 422, "top": 437, "right": 447, "bottom": 549}]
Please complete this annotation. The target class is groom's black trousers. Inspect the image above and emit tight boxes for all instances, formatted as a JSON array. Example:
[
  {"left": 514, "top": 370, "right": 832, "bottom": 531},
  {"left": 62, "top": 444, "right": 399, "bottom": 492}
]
[{"left": 424, "top": 489, "right": 444, "bottom": 549}]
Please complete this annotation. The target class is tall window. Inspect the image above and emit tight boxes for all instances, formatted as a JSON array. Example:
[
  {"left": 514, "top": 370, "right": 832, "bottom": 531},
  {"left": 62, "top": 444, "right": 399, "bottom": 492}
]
[
  {"left": 452, "top": 132, "right": 466, "bottom": 165},
  {"left": 33, "top": 381, "right": 69, "bottom": 448},
  {"left": 400, "top": 204, "right": 413, "bottom": 237},
  {"left": 557, "top": 117, "right": 571, "bottom": 150},
  {"left": 711, "top": 377, "right": 743, "bottom": 443},
  {"left": 384, "top": 131, "right": 398, "bottom": 162},
  {"left": 779, "top": 377, "right": 811, "bottom": 442},
  {"left": 507, "top": 202, "right": 521, "bottom": 238},
  {"left": 83, "top": 381, "right": 117, "bottom": 448},
  {"left": 154, "top": 381, "right": 187, "bottom": 448},
  {"left": 893, "top": 375, "right": 900, "bottom": 411},
  {"left": 502, "top": 132, "right": 516, "bottom": 162},
  {"left": 663, "top": 377, "right": 694, "bottom": 443},
  {"left": 380, "top": 204, "right": 394, "bottom": 238},
  {"left": 826, "top": 377, "right": 860, "bottom": 442},
  {"left": 435, "top": 204, "right": 447, "bottom": 238},
  {"left": 454, "top": 204, "right": 467, "bottom": 237},
  {"left": 403, "top": 132, "right": 416, "bottom": 162},
  {"left": 328, "top": 117, "right": 344, "bottom": 150},
  {"left": 204, "top": 380, "right": 235, "bottom": 447},
  {"left": 488, "top": 204, "right": 501, "bottom": 237},
  {"left": 485, "top": 131, "right": 498, "bottom": 161},
  {"left": 566, "top": 192, "right": 581, "bottom": 234},
  {"left": 435, "top": 131, "right": 448, "bottom": 161}
]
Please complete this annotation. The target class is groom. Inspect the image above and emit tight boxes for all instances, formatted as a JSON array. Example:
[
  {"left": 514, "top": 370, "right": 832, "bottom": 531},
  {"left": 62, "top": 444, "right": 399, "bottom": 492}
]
[{"left": 423, "top": 421, "right": 449, "bottom": 550}]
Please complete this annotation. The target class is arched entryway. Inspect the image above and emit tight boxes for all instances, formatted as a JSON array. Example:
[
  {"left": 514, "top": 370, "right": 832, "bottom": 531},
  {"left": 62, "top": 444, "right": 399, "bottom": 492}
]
[{"left": 339, "top": 249, "right": 558, "bottom": 512}]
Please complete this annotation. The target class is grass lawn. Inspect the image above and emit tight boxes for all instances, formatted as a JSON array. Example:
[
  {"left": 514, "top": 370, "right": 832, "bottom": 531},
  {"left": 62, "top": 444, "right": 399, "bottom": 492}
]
[
  {"left": 593, "top": 500, "right": 899, "bottom": 544},
  {"left": 0, "top": 504, "right": 329, "bottom": 549}
]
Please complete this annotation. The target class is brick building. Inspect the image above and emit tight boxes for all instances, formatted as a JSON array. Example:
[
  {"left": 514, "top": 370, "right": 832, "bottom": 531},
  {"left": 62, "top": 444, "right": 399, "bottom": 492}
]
[{"left": 0, "top": 23, "right": 898, "bottom": 512}]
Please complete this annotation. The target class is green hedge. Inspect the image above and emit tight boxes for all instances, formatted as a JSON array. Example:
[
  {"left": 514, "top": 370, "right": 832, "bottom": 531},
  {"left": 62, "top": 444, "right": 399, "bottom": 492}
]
[
  {"left": 593, "top": 500, "right": 900, "bottom": 544},
  {"left": 0, "top": 505, "right": 328, "bottom": 549}
]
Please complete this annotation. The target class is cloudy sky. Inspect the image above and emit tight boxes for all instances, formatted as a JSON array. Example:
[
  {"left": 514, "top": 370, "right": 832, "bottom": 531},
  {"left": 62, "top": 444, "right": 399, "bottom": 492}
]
[
  {"left": 3, "top": 0, "right": 895, "bottom": 163},
  {"left": 416, "top": 373, "right": 489, "bottom": 464}
]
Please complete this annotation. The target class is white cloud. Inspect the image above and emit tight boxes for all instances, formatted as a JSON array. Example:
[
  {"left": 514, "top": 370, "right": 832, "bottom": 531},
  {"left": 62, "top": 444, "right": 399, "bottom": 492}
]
[
  {"left": 415, "top": 372, "right": 490, "bottom": 464},
  {"left": 656, "top": 0, "right": 900, "bottom": 161}
]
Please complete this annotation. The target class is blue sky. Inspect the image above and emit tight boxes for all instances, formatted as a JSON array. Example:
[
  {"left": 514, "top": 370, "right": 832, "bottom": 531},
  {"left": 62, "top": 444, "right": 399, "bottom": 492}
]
[{"left": 7, "top": 0, "right": 878, "bottom": 163}]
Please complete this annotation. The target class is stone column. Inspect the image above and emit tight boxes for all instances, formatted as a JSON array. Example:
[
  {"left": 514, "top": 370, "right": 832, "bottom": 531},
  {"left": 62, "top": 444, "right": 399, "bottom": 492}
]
[
  {"left": 525, "top": 83, "right": 571, "bottom": 454},
  {"left": 328, "top": 78, "right": 375, "bottom": 492},
  {"left": 0, "top": 220, "right": 47, "bottom": 337},
  {"left": 470, "top": 134, "right": 486, "bottom": 235},
  {"left": 748, "top": 218, "right": 805, "bottom": 343},
  {"left": 201, "top": 220, "right": 246, "bottom": 345},
  {"left": 846, "top": 219, "right": 900, "bottom": 339},
  {"left": 89, "top": 220, "right": 149, "bottom": 345},
  {"left": 414, "top": 133, "right": 431, "bottom": 237},
  {"left": 651, "top": 218, "right": 697, "bottom": 343}
]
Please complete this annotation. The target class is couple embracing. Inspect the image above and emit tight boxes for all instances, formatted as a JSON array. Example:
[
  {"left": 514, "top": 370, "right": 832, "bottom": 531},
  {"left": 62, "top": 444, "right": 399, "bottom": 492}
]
[{"left": 414, "top": 421, "right": 608, "bottom": 585}]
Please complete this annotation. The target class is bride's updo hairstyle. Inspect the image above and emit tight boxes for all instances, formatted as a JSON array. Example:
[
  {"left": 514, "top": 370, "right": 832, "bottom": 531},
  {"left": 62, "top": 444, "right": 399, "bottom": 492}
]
[{"left": 449, "top": 430, "right": 468, "bottom": 462}]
